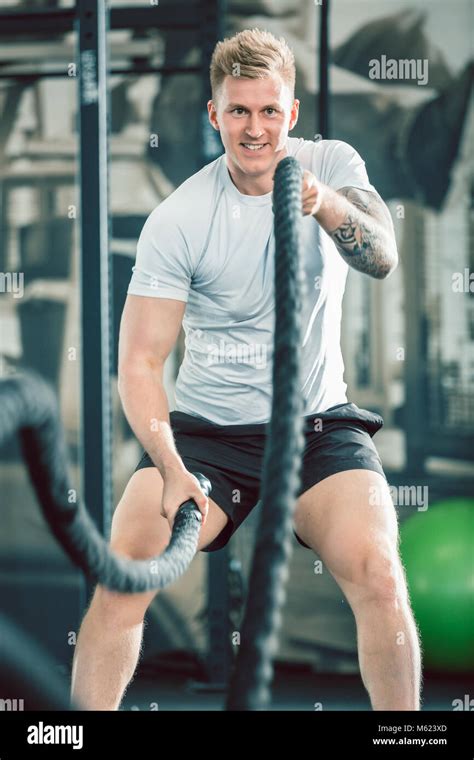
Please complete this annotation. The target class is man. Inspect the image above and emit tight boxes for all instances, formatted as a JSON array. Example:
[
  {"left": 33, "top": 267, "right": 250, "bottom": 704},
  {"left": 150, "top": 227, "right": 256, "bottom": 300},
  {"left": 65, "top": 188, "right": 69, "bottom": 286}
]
[{"left": 71, "top": 28, "right": 421, "bottom": 711}]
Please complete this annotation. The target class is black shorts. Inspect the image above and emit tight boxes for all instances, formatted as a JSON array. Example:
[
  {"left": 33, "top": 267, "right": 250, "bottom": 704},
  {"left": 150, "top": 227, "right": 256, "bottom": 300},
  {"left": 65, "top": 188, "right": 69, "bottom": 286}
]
[{"left": 134, "top": 403, "right": 387, "bottom": 553}]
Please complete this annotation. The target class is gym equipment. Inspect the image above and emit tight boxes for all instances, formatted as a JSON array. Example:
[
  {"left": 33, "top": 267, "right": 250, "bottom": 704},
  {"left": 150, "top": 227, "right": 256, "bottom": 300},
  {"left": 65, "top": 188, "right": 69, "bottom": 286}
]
[
  {"left": 399, "top": 498, "right": 474, "bottom": 671},
  {"left": 0, "top": 370, "right": 211, "bottom": 593},
  {"left": 226, "top": 157, "right": 306, "bottom": 710}
]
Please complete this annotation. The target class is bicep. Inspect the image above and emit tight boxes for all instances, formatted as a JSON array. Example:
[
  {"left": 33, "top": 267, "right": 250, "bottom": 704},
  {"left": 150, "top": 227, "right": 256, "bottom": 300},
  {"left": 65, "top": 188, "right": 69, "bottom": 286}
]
[{"left": 118, "top": 294, "right": 186, "bottom": 375}]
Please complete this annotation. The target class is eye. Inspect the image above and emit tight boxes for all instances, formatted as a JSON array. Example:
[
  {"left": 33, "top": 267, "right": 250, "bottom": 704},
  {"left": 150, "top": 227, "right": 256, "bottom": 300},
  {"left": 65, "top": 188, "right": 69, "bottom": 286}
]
[{"left": 230, "top": 107, "right": 278, "bottom": 116}]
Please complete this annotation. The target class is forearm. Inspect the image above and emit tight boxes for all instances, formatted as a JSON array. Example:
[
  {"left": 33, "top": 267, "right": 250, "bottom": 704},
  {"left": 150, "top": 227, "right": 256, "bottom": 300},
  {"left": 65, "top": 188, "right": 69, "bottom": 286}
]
[
  {"left": 314, "top": 184, "right": 398, "bottom": 279},
  {"left": 118, "top": 366, "right": 185, "bottom": 477}
]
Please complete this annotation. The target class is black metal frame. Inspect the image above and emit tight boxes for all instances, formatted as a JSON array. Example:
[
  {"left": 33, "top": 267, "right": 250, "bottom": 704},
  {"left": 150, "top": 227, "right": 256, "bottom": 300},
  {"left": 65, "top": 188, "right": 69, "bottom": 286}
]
[
  {"left": 0, "top": 67, "right": 202, "bottom": 81},
  {"left": 318, "top": 0, "right": 330, "bottom": 138},
  {"left": 76, "top": 1, "right": 113, "bottom": 557},
  {"left": 0, "top": 5, "right": 200, "bottom": 35}
]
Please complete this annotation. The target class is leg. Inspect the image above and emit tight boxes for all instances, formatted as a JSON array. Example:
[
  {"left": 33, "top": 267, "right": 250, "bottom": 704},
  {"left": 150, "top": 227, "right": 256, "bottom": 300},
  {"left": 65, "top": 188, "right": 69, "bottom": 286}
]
[
  {"left": 71, "top": 466, "right": 229, "bottom": 710},
  {"left": 294, "top": 469, "right": 422, "bottom": 711}
]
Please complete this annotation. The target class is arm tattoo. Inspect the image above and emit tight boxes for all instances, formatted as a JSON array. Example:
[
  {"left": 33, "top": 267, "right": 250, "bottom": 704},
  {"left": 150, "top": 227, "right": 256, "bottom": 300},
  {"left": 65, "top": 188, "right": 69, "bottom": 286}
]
[{"left": 330, "top": 187, "right": 398, "bottom": 278}]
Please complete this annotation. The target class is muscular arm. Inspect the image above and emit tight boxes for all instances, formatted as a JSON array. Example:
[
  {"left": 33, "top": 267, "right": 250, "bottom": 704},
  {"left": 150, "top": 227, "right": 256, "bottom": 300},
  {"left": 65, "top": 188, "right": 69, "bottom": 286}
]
[
  {"left": 314, "top": 185, "right": 398, "bottom": 279},
  {"left": 118, "top": 294, "right": 187, "bottom": 476}
]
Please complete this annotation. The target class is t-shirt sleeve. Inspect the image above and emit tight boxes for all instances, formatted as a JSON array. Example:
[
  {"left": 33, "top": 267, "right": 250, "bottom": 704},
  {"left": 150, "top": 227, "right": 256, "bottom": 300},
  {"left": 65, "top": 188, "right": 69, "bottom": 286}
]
[
  {"left": 127, "top": 204, "right": 193, "bottom": 302},
  {"left": 321, "top": 140, "right": 376, "bottom": 193}
]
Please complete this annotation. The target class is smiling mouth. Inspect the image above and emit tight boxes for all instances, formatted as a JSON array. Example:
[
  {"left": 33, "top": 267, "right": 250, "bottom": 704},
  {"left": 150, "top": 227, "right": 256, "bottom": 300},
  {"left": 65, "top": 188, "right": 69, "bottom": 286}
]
[{"left": 240, "top": 143, "right": 268, "bottom": 152}]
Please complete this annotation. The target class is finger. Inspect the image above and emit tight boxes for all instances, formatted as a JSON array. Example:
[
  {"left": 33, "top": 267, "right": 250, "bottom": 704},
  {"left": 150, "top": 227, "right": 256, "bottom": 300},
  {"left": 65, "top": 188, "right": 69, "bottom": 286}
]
[
  {"left": 302, "top": 181, "right": 316, "bottom": 196},
  {"left": 302, "top": 187, "right": 317, "bottom": 201},
  {"left": 201, "top": 499, "right": 209, "bottom": 523},
  {"left": 195, "top": 492, "right": 209, "bottom": 523}
]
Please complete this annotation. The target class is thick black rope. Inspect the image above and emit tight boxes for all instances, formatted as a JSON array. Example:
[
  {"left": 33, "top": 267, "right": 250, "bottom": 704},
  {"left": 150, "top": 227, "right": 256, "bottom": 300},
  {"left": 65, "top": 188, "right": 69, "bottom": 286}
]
[
  {"left": 226, "top": 157, "right": 306, "bottom": 710},
  {"left": 0, "top": 369, "right": 211, "bottom": 593}
]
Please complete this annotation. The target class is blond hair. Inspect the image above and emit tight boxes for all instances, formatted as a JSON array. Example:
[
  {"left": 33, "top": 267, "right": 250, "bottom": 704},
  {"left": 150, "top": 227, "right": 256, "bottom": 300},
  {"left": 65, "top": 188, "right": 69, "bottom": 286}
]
[{"left": 210, "top": 28, "right": 296, "bottom": 105}]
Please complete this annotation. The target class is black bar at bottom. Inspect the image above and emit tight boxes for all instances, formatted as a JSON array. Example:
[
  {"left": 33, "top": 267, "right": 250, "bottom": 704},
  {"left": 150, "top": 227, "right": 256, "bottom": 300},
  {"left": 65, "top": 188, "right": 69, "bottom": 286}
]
[{"left": 0, "top": 710, "right": 470, "bottom": 753}]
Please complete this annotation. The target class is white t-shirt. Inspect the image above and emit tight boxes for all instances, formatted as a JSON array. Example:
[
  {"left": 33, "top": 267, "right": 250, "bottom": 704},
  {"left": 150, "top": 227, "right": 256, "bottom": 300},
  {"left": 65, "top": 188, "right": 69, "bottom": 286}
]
[{"left": 127, "top": 137, "right": 375, "bottom": 424}]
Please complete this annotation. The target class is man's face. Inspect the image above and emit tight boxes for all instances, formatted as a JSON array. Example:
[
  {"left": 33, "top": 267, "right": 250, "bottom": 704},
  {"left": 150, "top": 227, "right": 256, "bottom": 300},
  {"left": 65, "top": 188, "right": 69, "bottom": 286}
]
[{"left": 208, "top": 72, "right": 299, "bottom": 191}]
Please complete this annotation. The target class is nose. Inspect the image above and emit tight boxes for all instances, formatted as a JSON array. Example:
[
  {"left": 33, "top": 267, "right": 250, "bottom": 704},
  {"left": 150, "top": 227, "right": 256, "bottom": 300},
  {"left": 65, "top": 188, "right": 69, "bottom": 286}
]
[{"left": 245, "top": 114, "right": 264, "bottom": 139}]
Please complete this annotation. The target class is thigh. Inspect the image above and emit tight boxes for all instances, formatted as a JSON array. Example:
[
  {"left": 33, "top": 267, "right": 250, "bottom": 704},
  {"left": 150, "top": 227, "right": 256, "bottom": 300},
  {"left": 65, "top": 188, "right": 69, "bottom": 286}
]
[
  {"left": 136, "top": 420, "right": 264, "bottom": 552},
  {"left": 94, "top": 467, "right": 229, "bottom": 621},
  {"left": 294, "top": 469, "right": 399, "bottom": 587},
  {"left": 110, "top": 466, "right": 229, "bottom": 558}
]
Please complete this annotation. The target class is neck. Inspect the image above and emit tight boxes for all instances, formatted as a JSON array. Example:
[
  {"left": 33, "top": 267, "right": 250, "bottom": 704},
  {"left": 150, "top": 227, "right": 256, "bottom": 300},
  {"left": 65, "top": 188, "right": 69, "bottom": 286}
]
[
  {"left": 227, "top": 167, "right": 272, "bottom": 196},
  {"left": 226, "top": 146, "right": 288, "bottom": 196}
]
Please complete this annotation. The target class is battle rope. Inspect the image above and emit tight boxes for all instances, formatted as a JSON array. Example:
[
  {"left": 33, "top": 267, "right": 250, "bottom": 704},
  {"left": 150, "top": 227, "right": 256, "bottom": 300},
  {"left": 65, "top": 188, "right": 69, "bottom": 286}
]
[
  {"left": 0, "top": 369, "right": 211, "bottom": 593},
  {"left": 226, "top": 157, "right": 306, "bottom": 710}
]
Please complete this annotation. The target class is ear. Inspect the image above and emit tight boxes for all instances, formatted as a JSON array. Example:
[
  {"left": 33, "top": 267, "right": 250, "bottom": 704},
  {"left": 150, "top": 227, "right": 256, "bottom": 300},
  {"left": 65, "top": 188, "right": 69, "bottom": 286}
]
[
  {"left": 289, "top": 99, "right": 300, "bottom": 131},
  {"left": 207, "top": 99, "right": 220, "bottom": 131}
]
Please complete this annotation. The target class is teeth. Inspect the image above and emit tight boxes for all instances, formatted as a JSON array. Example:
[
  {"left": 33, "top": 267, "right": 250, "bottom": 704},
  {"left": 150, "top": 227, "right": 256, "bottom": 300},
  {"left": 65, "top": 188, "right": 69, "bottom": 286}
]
[{"left": 243, "top": 144, "right": 265, "bottom": 150}]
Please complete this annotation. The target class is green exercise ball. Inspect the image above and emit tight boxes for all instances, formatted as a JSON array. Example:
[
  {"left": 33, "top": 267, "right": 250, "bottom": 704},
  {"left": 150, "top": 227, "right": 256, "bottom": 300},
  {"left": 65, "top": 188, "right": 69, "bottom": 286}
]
[{"left": 399, "top": 498, "right": 474, "bottom": 671}]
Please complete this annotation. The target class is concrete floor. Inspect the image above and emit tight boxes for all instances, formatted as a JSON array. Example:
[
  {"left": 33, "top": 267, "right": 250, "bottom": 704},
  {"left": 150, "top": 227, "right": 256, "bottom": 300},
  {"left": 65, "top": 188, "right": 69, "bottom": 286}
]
[{"left": 121, "top": 665, "right": 474, "bottom": 711}]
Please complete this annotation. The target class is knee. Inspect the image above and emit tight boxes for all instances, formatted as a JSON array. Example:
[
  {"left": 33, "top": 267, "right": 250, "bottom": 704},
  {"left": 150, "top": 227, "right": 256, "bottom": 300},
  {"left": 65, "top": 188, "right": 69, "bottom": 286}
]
[
  {"left": 350, "top": 546, "right": 406, "bottom": 606},
  {"left": 91, "top": 584, "right": 154, "bottom": 628}
]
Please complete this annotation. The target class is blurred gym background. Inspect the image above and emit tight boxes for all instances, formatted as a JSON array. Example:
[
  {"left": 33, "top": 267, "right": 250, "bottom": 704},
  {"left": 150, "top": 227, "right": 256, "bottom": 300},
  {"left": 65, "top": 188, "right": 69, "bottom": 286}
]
[{"left": 0, "top": 0, "right": 472, "bottom": 710}]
